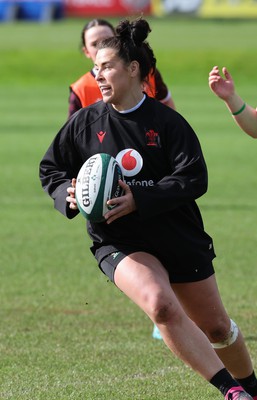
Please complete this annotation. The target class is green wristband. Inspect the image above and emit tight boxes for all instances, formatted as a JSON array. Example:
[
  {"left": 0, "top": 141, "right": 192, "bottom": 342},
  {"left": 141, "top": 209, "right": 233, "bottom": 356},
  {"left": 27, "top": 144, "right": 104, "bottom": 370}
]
[{"left": 232, "top": 102, "right": 246, "bottom": 116}]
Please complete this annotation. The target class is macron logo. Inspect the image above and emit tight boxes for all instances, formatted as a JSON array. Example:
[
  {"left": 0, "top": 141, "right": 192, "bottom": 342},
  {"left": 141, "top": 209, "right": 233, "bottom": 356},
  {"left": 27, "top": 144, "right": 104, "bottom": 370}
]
[{"left": 97, "top": 131, "right": 106, "bottom": 143}]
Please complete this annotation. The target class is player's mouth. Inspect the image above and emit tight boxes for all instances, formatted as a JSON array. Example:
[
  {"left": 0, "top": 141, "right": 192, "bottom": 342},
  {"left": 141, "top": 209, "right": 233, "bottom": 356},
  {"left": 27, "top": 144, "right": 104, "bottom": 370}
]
[{"left": 100, "top": 85, "right": 112, "bottom": 95}]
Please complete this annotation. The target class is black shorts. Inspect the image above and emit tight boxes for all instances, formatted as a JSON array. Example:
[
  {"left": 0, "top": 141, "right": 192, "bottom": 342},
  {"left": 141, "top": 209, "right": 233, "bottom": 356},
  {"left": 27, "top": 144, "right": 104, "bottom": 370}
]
[{"left": 98, "top": 247, "right": 215, "bottom": 284}]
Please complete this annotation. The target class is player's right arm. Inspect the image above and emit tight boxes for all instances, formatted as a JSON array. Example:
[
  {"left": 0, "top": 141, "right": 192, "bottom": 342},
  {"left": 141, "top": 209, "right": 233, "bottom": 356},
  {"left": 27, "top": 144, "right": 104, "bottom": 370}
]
[{"left": 39, "top": 121, "right": 81, "bottom": 218}]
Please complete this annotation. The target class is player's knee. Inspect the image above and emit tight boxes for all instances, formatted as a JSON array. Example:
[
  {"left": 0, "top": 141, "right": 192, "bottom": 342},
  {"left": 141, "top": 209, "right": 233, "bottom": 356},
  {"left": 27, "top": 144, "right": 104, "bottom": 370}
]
[
  {"left": 209, "top": 319, "right": 239, "bottom": 349},
  {"left": 148, "top": 296, "right": 181, "bottom": 324}
]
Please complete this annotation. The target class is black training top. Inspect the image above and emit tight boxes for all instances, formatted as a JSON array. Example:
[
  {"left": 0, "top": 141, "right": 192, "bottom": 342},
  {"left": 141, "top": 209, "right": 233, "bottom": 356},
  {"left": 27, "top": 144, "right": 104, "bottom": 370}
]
[{"left": 40, "top": 96, "right": 215, "bottom": 270}]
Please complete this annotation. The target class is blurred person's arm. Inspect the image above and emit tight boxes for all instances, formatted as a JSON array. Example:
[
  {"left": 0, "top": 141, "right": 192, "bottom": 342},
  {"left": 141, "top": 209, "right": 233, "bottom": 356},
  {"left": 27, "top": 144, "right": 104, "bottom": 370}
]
[
  {"left": 68, "top": 90, "right": 82, "bottom": 119},
  {"left": 209, "top": 66, "right": 257, "bottom": 138}
]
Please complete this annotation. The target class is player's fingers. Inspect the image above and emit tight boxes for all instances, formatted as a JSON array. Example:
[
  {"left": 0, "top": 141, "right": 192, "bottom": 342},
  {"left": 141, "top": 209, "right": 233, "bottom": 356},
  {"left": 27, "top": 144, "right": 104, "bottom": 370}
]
[
  {"left": 107, "top": 196, "right": 123, "bottom": 207},
  {"left": 209, "top": 76, "right": 219, "bottom": 85},
  {"left": 105, "top": 208, "right": 127, "bottom": 224},
  {"left": 118, "top": 179, "right": 130, "bottom": 190},
  {"left": 69, "top": 203, "right": 78, "bottom": 210},
  {"left": 67, "top": 187, "right": 75, "bottom": 194},
  {"left": 223, "top": 67, "right": 232, "bottom": 81},
  {"left": 66, "top": 195, "right": 77, "bottom": 207},
  {"left": 208, "top": 74, "right": 220, "bottom": 88},
  {"left": 105, "top": 196, "right": 127, "bottom": 215},
  {"left": 67, "top": 189, "right": 75, "bottom": 199},
  {"left": 209, "top": 65, "right": 219, "bottom": 76},
  {"left": 108, "top": 191, "right": 136, "bottom": 213}
]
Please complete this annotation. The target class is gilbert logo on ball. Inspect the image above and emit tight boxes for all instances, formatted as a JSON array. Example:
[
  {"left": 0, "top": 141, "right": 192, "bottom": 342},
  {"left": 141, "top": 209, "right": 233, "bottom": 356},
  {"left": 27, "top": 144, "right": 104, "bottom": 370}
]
[{"left": 75, "top": 153, "right": 124, "bottom": 223}]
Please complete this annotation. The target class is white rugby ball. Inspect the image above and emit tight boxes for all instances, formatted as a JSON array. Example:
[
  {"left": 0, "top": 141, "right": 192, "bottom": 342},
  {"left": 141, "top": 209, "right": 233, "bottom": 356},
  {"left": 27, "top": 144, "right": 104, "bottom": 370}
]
[{"left": 75, "top": 153, "right": 124, "bottom": 223}]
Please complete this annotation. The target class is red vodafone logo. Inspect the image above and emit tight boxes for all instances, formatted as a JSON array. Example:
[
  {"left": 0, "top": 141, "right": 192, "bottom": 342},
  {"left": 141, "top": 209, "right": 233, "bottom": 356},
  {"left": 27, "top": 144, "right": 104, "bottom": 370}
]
[{"left": 116, "top": 149, "right": 143, "bottom": 177}]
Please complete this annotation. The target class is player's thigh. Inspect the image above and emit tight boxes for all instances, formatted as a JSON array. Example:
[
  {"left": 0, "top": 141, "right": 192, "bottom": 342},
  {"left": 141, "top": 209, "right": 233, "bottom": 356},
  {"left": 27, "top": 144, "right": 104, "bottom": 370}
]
[
  {"left": 171, "top": 274, "right": 230, "bottom": 330},
  {"left": 114, "top": 251, "right": 177, "bottom": 313}
]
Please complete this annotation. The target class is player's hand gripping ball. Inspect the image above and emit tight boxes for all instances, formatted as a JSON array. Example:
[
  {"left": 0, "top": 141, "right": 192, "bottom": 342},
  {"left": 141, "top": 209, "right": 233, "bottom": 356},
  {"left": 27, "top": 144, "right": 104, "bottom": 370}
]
[{"left": 75, "top": 153, "right": 124, "bottom": 222}]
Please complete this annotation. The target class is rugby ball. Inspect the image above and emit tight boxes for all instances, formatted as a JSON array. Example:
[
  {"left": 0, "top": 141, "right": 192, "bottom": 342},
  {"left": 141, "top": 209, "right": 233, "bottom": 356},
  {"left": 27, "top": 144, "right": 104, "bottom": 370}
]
[{"left": 75, "top": 153, "right": 124, "bottom": 223}]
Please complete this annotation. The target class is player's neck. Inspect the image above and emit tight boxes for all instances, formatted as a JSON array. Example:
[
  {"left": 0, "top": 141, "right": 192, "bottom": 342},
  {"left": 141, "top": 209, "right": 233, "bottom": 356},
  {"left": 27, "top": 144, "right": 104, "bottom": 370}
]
[{"left": 112, "top": 93, "right": 145, "bottom": 113}]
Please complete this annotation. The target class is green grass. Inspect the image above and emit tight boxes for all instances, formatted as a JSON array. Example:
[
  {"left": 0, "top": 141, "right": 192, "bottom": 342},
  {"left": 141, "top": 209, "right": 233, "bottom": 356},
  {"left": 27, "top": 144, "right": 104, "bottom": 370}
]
[{"left": 1, "top": 17, "right": 257, "bottom": 400}]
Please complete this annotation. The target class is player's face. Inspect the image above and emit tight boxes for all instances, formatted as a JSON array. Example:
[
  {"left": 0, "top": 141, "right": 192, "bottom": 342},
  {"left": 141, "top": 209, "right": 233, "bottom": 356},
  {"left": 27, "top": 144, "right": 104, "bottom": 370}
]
[
  {"left": 83, "top": 26, "right": 114, "bottom": 62},
  {"left": 95, "top": 48, "right": 141, "bottom": 110}
]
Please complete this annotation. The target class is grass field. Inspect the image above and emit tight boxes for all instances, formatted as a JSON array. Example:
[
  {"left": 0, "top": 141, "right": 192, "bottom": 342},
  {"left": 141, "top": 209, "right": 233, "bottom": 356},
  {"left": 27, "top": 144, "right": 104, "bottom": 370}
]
[{"left": 1, "top": 17, "right": 257, "bottom": 400}]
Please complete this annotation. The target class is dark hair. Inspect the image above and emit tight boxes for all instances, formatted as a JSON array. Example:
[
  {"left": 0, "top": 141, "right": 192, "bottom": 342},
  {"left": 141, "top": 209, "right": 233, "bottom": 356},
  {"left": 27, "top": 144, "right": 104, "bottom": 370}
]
[
  {"left": 97, "top": 18, "right": 156, "bottom": 82},
  {"left": 81, "top": 19, "right": 116, "bottom": 48}
]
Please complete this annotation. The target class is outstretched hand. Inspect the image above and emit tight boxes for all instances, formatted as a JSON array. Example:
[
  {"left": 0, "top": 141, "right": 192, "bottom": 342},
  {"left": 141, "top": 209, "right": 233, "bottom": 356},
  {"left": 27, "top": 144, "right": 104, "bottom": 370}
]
[
  {"left": 104, "top": 180, "right": 136, "bottom": 224},
  {"left": 208, "top": 66, "right": 235, "bottom": 101}
]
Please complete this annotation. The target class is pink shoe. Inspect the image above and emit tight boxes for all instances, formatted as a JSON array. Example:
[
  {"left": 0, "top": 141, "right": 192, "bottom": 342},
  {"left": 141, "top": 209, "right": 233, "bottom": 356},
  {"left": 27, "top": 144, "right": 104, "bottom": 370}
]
[{"left": 225, "top": 387, "right": 253, "bottom": 400}]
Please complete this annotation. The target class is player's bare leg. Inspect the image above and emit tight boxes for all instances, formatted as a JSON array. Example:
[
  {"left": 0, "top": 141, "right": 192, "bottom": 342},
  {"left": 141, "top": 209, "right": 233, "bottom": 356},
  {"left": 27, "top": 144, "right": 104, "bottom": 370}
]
[
  {"left": 172, "top": 276, "right": 257, "bottom": 398},
  {"left": 113, "top": 252, "right": 255, "bottom": 399},
  {"left": 114, "top": 252, "right": 226, "bottom": 381}
]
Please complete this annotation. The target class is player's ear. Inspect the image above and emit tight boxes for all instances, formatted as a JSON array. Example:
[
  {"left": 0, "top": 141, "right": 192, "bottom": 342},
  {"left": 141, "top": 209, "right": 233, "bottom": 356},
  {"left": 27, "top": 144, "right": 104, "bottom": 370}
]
[
  {"left": 82, "top": 46, "right": 91, "bottom": 59},
  {"left": 129, "top": 61, "right": 140, "bottom": 77}
]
